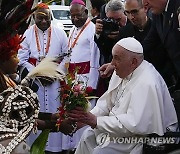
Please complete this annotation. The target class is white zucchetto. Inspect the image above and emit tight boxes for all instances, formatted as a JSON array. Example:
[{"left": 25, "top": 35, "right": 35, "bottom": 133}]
[{"left": 116, "top": 37, "right": 143, "bottom": 54}]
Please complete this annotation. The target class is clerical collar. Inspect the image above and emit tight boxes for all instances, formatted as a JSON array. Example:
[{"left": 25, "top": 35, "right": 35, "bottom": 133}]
[
  {"left": 135, "top": 16, "right": 149, "bottom": 32},
  {"left": 165, "top": 0, "right": 170, "bottom": 12}
]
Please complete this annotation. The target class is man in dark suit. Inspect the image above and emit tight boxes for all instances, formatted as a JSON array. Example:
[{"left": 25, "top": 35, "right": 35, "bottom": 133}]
[
  {"left": 119, "top": 0, "right": 175, "bottom": 87},
  {"left": 142, "top": 1, "right": 180, "bottom": 151},
  {"left": 142, "top": 0, "right": 180, "bottom": 90}
]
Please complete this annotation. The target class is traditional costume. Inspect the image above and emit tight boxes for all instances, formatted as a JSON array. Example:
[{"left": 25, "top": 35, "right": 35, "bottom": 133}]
[
  {"left": 75, "top": 38, "right": 178, "bottom": 154},
  {"left": 0, "top": 0, "right": 40, "bottom": 153},
  {"left": 0, "top": 85, "right": 40, "bottom": 154},
  {"left": 18, "top": 17, "right": 69, "bottom": 153}
]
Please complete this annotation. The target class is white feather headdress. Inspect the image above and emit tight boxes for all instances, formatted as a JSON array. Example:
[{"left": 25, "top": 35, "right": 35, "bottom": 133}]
[{"left": 21, "top": 57, "right": 66, "bottom": 86}]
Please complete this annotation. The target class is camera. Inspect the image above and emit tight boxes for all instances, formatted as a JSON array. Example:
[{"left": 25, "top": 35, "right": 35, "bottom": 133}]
[{"left": 102, "top": 18, "right": 119, "bottom": 35}]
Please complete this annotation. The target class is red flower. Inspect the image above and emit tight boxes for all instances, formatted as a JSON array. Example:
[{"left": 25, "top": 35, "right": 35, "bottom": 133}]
[
  {"left": 64, "top": 84, "right": 71, "bottom": 90},
  {"left": 60, "top": 81, "right": 66, "bottom": 86},
  {"left": 86, "top": 86, "right": 93, "bottom": 94},
  {"left": 62, "top": 94, "right": 69, "bottom": 99}
]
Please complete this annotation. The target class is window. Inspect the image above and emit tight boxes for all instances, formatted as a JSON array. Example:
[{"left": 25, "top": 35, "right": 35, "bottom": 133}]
[{"left": 52, "top": 10, "right": 71, "bottom": 20}]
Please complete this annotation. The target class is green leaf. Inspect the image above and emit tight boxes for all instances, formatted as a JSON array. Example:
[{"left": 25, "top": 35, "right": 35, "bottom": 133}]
[{"left": 30, "top": 129, "right": 50, "bottom": 154}]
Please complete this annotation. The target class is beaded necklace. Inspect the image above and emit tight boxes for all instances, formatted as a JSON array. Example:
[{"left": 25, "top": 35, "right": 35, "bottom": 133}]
[
  {"left": 34, "top": 25, "right": 52, "bottom": 61},
  {"left": 68, "top": 19, "right": 91, "bottom": 50}
]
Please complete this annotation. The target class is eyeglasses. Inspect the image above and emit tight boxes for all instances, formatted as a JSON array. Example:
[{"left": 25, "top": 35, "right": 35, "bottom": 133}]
[{"left": 124, "top": 8, "right": 142, "bottom": 16}]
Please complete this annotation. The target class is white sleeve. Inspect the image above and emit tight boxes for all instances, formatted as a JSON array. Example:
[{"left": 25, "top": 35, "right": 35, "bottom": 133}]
[
  {"left": 88, "top": 25, "right": 100, "bottom": 89},
  {"left": 18, "top": 34, "right": 35, "bottom": 72},
  {"left": 57, "top": 29, "right": 69, "bottom": 73},
  {"left": 91, "top": 91, "right": 110, "bottom": 116}
]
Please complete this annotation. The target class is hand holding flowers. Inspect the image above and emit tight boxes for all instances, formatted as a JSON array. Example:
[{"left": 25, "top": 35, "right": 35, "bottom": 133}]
[
  {"left": 67, "top": 107, "right": 97, "bottom": 129},
  {"left": 56, "top": 68, "right": 97, "bottom": 132}
]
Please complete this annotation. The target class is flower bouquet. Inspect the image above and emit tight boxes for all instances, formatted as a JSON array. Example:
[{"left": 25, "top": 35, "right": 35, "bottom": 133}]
[{"left": 56, "top": 67, "right": 96, "bottom": 129}]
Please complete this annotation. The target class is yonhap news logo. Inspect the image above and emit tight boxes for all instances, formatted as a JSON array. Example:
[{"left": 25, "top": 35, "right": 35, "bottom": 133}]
[
  {"left": 96, "top": 132, "right": 176, "bottom": 148},
  {"left": 96, "top": 132, "right": 111, "bottom": 148}
]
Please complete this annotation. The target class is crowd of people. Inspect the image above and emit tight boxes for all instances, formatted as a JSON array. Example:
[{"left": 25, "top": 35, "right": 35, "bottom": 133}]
[{"left": 0, "top": 0, "right": 180, "bottom": 153}]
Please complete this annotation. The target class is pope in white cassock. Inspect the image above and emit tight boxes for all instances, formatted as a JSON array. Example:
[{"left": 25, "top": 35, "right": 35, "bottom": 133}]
[
  {"left": 68, "top": 37, "right": 178, "bottom": 154},
  {"left": 18, "top": 3, "right": 69, "bottom": 153},
  {"left": 62, "top": 0, "right": 100, "bottom": 151}
]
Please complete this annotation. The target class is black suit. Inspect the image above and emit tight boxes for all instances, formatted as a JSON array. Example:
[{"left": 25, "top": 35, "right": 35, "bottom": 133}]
[
  {"left": 119, "top": 19, "right": 175, "bottom": 87},
  {"left": 118, "top": 18, "right": 152, "bottom": 42},
  {"left": 143, "top": 0, "right": 180, "bottom": 87}
]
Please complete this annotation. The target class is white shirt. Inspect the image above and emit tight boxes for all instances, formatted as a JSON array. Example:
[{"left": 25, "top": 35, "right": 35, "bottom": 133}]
[
  {"left": 68, "top": 19, "right": 100, "bottom": 89},
  {"left": 61, "top": 19, "right": 100, "bottom": 150},
  {"left": 18, "top": 24, "right": 68, "bottom": 152}
]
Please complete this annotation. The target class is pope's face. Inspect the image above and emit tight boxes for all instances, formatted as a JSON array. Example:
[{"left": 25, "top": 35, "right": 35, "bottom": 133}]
[
  {"left": 142, "top": 0, "right": 167, "bottom": 14},
  {"left": 111, "top": 45, "right": 133, "bottom": 78},
  {"left": 35, "top": 8, "right": 51, "bottom": 31}
]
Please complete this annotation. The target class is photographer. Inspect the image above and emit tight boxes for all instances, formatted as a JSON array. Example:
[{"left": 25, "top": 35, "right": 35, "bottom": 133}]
[
  {"left": 95, "top": 0, "right": 127, "bottom": 65},
  {"left": 95, "top": 0, "right": 128, "bottom": 97}
]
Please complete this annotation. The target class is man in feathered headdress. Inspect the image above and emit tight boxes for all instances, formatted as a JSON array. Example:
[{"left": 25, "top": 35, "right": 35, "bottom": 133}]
[
  {"left": 0, "top": 0, "right": 40, "bottom": 153},
  {"left": 0, "top": 1, "right": 75, "bottom": 153}
]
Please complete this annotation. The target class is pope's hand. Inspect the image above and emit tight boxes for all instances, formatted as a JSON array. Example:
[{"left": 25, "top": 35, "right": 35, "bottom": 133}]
[{"left": 68, "top": 107, "right": 97, "bottom": 129}]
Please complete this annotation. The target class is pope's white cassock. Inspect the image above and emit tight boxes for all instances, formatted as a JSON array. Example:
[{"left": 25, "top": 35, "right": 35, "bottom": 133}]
[
  {"left": 18, "top": 24, "right": 68, "bottom": 152},
  {"left": 62, "top": 19, "right": 100, "bottom": 150},
  {"left": 75, "top": 60, "right": 178, "bottom": 154}
]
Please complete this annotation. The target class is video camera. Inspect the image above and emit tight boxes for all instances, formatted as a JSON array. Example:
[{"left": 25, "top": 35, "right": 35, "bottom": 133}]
[{"left": 102, "top": 18, "right": 119, "bottom": 35}]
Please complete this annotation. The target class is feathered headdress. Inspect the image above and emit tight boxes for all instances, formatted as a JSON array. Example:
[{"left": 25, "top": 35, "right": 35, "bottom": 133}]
[
  {"left": 0, "top": 34, "right": 23, "bottom": 61},
  {"left": 0, "top": 0, "right": 36, "bottom": 61}
]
